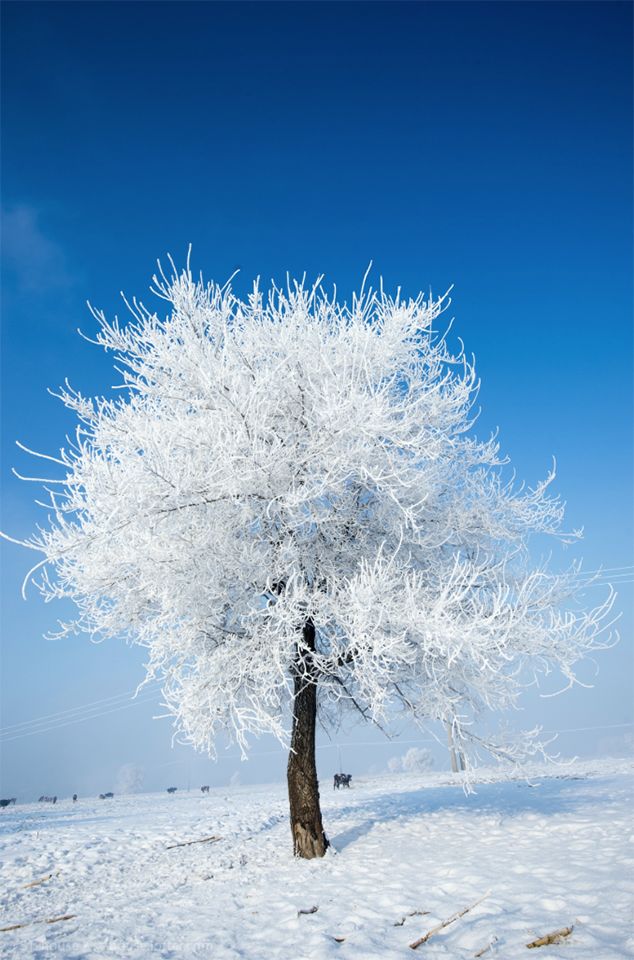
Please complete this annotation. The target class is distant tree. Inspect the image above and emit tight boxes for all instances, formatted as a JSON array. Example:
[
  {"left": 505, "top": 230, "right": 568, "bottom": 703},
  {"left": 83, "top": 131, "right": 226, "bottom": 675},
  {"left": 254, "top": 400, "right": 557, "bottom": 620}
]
[
  {"left": 115, "top": 763, "right": 145, "bottom": 795},
  {"left": 5, "top": 258, "right": 615, "bottom": 857},
  {"left": 388, "top": 747, "right": 434, "bottom": 774}
]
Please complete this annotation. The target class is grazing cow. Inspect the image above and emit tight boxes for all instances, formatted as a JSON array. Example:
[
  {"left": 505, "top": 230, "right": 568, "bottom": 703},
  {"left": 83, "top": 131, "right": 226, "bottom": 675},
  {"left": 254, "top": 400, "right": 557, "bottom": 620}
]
[
  {"left": 38, "top": 795, "right": 56, "bottom": 803},
  {"left": 200, "top": 785, "right": 210, "bottom": 794},
  {"left": 99, "top": 792, "right": 114, "bottom": 799},
  {"left": 166, "top": 786, "right": 178, "bottom": 794},
  {"left": 0, "top": 798, "right": 16, "bottom": 808},
  {"left": 72, "top": 794, "right": 78, "bottom": 802},
  {"left": 333, "top": 773, "right": 352, "bottom": 789}
]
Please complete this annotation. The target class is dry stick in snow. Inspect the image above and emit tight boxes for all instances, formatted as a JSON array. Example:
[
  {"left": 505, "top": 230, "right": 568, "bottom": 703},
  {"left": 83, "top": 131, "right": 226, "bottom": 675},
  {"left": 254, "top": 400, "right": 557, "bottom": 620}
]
[
  {"left": 22, "top": 872, "right": 59, "bottom": 889},
  {"left": 1, "top": 914, "right": 76, "bottom": 933},
  {"left": 166, "top": 834, "right": 221, "bottom": 849},
  {"left": 526, "top": 925, "right": 573, "bottom": 949},
  {"left": 409, "top": 891, "right": 491, "bottom": 950}
]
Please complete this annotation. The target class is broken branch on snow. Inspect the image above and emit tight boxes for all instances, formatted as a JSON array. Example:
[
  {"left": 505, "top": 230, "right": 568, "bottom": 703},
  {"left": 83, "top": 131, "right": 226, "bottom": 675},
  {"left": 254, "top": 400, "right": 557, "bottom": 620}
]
[
  {"left": 526, "top": 925, "right": 573, "bottom": 948},
  {"left": 22, "top": 872, "right": 59, "bottom": 889},
  {"left": 1, "top": 914, "right": 76, "bottom": 933},
  {"left": 409, "top": 891, "right": 491, "bottom": 949},
  {"left": 166, "top": 834, "right": 221, "bottom": 849}
]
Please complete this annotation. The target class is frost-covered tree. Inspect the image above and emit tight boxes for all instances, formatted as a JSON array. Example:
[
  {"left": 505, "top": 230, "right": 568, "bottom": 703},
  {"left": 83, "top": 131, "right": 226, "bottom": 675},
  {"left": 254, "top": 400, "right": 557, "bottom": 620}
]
[
  {"left": 6, "top": 258, "right": 614, "bottom": 857},
  {"left": 115, "top": 762, "right": 145, "bottom": 795},
  {"left": 388, "top": 747, "right": 434, "bottom": 774}
]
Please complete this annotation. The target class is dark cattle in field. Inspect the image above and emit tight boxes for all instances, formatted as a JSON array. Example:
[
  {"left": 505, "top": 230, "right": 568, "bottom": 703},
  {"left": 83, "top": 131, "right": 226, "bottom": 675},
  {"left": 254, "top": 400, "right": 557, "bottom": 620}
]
[
  {"left": 0, "top": 798, "right": 16, "bottom": 807},
  {"left": 200, "top": 785, "right": 210, "bottom": 794},
  {"left": 166, "top": 787, "right": 178, "bottom": 794},
  {"left": 38, "top": 795, "right": 56, "bottom": 803},
  {"left": 72, "top": 794, "right": 78, "bottom": 802},
  {"left": 333, "top": 773, "right": 352, "bottom": 789},
  {"left": 99, "top": 792, "right": 114, "bottom": 799}
]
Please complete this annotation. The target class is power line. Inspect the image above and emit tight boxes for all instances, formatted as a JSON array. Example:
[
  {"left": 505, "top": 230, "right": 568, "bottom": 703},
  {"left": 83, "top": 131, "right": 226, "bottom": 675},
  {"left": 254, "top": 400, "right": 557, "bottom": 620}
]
[
  {"left": 544, "top": 722, "right": 633, "bottom": 736},
  {"left": 0, "top": 683, "right": 160, "bottom": 735},
  {"left": 574, "top": 577, "right": 633, "bottom": 586},
  {"left": 572, "top": 572, "right": 634, "bottom": 582},
  {"left": 569, "top": 565, "right": 634, "bottom": 576},
  {"left": 206, "top": 722, "right": 634, "bottom": 761},
  {"left": 316, "top": 722, "right": 634, "bottom": 750},
  {"left": 569, "top": 569, "right": 633, "bottom": 579},
  {"left": 0, "top": 693, "right": 161, "bottom": 743}
]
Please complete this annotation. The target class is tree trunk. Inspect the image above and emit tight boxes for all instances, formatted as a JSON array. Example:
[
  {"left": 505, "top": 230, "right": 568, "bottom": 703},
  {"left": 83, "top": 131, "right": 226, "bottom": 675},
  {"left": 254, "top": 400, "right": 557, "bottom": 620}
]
[{"left": 287, "top": 620, "right": 329, "bottom": 858}]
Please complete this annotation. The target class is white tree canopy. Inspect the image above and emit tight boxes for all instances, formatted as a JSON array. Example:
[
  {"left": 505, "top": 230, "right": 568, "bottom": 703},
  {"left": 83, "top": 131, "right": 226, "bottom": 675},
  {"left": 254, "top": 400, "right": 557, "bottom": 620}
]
[{"left": 9, "top": 259, "right": 615, "bottom": 765}]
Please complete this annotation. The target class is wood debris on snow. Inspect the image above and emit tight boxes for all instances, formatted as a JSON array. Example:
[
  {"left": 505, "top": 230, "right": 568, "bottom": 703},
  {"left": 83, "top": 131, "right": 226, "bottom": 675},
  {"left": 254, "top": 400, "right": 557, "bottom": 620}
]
[
  {"left": 22, "top": 871, "right": 59, "bottom": 889},
  {"left": 409, "top": 891, "right": 491, "bottom": 949},
  {"left": 526, "top": 925, "right": 574, "bottom": 948},
  {"left": 166, "top": 834, "right": 222, "bottom": 849},
  {"left": 1, "top": 914, "right": 76, "bottom": 933}
]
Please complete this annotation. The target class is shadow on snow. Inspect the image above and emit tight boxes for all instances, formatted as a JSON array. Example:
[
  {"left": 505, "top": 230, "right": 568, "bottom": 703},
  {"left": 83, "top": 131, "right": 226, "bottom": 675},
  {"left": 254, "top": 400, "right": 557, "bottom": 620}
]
[{"left": 329, "top": 775, "right": 599, "bottom": 851}]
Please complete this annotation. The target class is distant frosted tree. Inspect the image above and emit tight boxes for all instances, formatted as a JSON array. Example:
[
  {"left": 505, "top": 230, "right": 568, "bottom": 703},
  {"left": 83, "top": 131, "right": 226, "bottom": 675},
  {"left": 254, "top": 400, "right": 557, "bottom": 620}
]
[
  {"left": 402, "top": 747, "right": 434, "bottom": 773},
  {"left": 115, "top": 763, "right": 144, "bottom": 795},
  {"left": 388, "top": 747, "right": 434, "bottom": 774},
  {"left": 5, "top": 258, "right": 615, "bottom": 857},
  {"left": 387, "top": 756, "right": 402, "bottom": 774}
]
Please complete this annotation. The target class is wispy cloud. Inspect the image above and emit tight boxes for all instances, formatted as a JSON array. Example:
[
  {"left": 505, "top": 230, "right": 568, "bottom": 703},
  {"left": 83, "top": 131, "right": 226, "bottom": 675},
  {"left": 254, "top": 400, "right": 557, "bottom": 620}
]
[{"left": 1, "top": 204, "right": 75, "bottom": 294}]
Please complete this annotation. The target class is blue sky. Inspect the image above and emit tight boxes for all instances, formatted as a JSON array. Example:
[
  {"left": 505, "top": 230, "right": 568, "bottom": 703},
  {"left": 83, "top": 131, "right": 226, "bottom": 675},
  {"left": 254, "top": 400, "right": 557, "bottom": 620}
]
[{"left": 1, "top": 2, "right": 632, "bottom": 799}]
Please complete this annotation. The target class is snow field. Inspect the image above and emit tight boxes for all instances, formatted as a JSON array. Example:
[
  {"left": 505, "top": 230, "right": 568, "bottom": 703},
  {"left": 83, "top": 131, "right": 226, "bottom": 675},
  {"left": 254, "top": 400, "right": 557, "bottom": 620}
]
[{"left": 1, "top": 760, "right": 633, "bottom": 959}]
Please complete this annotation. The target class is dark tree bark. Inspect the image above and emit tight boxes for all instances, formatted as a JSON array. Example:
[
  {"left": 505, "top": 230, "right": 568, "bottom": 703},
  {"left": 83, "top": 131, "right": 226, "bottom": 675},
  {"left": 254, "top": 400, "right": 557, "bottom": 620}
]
[{"left": 287, "top": 619, "right": 329, "bottom": 858}]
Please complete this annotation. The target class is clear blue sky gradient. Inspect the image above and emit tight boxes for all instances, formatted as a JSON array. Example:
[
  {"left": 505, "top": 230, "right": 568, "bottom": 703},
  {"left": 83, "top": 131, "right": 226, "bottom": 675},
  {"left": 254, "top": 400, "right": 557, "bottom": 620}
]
[{"left": 1, "top": 2, "right": 632, "bottom": 799}]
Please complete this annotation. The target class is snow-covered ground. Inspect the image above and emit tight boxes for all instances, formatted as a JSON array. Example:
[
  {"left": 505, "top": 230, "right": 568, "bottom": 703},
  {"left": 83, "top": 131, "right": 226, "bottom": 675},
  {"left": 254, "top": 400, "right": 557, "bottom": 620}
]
[{"left": 1, "top": 758, "right": 632, "bottom": 959}]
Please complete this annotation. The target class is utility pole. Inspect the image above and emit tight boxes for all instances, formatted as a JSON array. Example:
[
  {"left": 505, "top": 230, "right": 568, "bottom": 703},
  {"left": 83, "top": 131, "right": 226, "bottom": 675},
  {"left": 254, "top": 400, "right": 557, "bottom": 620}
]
[{"left": 446, "top": 723, "right": 460, "bottom": 773}]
